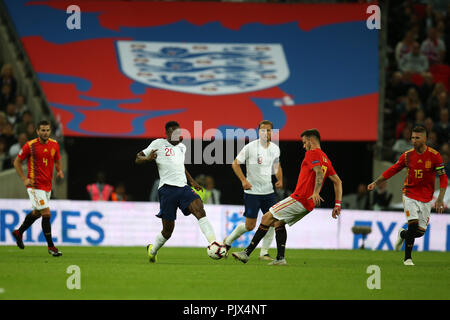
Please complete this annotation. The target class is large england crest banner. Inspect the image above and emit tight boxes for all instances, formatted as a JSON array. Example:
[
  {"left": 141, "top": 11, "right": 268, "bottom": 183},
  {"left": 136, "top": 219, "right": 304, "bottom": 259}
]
[
  {"left": 4, "top": 1, "right": 378, "bottom": 140},
  {"left": 117, "top": 41, "right": 289, "bottom": 96}
]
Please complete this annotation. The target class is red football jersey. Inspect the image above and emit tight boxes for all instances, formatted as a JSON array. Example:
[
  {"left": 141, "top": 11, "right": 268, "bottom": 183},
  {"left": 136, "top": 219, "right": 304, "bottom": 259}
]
[
  {"left": 290, "top": 148, "right": 337, "bottom": 212},
  {"left": 18, "top": 138, "right": 61, "bottom": 192},
  {"left": 382, "top": 147, "right": 444, "bottom": 203}
]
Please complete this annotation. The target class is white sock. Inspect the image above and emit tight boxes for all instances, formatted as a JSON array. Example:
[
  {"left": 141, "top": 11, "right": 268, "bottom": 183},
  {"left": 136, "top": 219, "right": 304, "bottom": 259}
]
[
  {"left": 198, "top": 217, "right": 216, "bottom": 243},
  {"left": 260, "top": 226, "right": 274, "bottom": 256},
  {"left": 225, "top": 223, "right": 249, "bottom": 246},
  {"left": 150, "top": 232, "right": 168, "bottom": 255}
]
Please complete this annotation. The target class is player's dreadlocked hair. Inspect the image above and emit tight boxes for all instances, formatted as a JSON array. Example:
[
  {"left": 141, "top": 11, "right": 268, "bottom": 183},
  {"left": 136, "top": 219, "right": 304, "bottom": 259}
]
[{"left": 301, "top": 128, "right": 321, "bottom": 143}]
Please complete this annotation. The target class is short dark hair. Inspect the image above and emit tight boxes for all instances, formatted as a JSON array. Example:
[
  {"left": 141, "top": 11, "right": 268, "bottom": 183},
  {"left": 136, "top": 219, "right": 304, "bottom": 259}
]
[
  {"left": 165, "top": 121, "right": 180, "bottom": 132},
  {"left": 412, "top": 125, "right": 427, "bottom": 138},
  {"left": 37, "top": 119, "right": 51, "bottom": 129},
  {"left": 301, "top": 128, "right": 321, "bottom": 142},
  {"left": 258, "top": 120, "right": 273, "bottom": 129}
]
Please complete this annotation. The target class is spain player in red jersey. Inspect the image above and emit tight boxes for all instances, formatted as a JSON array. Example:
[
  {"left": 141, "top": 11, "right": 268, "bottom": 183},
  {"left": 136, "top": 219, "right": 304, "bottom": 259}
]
[
  {"left": 368, "top": 126, "right": 447, "bottom": 266},
  {"left": 233, "top": 129, "right": 343, "bottom": 265},
  {"left": 11, "top": 120, "right": 64, "bottom": 256}
]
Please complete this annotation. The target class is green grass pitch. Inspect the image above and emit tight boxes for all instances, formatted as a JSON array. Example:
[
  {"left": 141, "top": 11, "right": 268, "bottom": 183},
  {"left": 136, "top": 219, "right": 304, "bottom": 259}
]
[{"left": 0, "top": 246, "right": 449, "bottom": 300}]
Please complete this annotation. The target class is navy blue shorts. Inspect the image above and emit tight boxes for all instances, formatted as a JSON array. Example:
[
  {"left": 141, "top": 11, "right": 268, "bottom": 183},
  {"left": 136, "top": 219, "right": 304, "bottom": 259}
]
[
  {"left": 157, "top": 184, "right": 200, "bottom": 221},
  {"left": 243, "top": 192, "right": 278, "bottom": 219}
]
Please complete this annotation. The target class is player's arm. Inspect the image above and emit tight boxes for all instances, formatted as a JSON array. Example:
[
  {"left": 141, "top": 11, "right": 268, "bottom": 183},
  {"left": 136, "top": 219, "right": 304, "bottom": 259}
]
[
  {"left": 232, "top": 158, "right": 251, "bottom": 190},
  {"left": 274, "top": 161, "right": 283, "bottom": 189},
  {"left": 367, "top": 175, "right": 387, "bottom": 191},
  {"left": 13, "top": 156, "right": 31, "bottom": 187},
  {"left": 135, "top": 149, "right": 157, "bottom": 164},
  {"left": 434, "top": 158, "right": 448, "bottom": 214},
  {"left": 368, "top": 153, "right": 406, "bottom": 191},
  {"left": 329, "top": 174, "right": 343, "bottom": 219},
  {"left": 308, "top": 165, "right": 324, "bottom": 206},
  {"left": 55, "top": 157, "right": 64, "bottom": 179},
  {"left": 55, "top": 145, "right": 64, "bottom": 179},
  {"left": 185, "top": 168, "right": 201, "bottom": 191}
]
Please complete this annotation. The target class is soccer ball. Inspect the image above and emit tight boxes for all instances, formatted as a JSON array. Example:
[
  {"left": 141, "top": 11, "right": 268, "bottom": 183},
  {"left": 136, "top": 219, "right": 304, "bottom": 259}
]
[{"left": 207, "top": 241, "right": 227, "bottom": 260}]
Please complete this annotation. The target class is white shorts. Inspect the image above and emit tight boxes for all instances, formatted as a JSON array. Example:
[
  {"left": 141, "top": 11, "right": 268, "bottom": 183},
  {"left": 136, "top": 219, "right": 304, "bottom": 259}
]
[
  {"left": 27, "top": 188, "right": 51, "bottom": 210},
  {"left": 269, "top": 196, "right": 310, "bottom": 226},
  {"left": 402, "top": 195, "right": 431, "bottom": 230}
]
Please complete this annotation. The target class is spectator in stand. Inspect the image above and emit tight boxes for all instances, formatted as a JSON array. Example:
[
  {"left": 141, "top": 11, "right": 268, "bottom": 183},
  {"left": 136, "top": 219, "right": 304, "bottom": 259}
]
[
  {"left": 0, "top": 84, "right": 14, "bottom": 112},
  {"left": 111, "top": 183, "right": 128, "bottom": 201},
  {"left": 372, "top": 180, "right": 393, "bottom": 211},
  {"left": 436, "top": 20, "right": 446, "bottom": 41},
  {"left": 421, "top": 4, "right": 438, "bottom": 34},
  {"left": 418, "top": 72, "right": 434, "bottom": 103},
  {"left": 393, "top": 125, "right": 413, "bottom": 160},
  {"left": 386, "top": 71, "right": 409, "bottom": 103},
  {"left": 413, "top": 109, "right": 426, "bottom": 127},
  {"left": 15, "top": 94, "right": 29, "bottom": 119},
  {"left": 8, "top": 132, "right": 27, "bottom": 166},
  {"left": 424, "top": 117, "right": 434, "bottom": 134},
  {"left": 421, "top": 27, "right": 446, "bottom": 65},
  {"left": 427, "top": 130, "right": 440, "bottom": 150},
  {"left": 86, "top": 171, "right": 114, "bottom": 201},
  {"left": 25, "top": 121, "right": 36, "bottom": 140},
  {"left": 0, "top": 122, "right": 17, "bottom": 151},
  {"left": 0, "top": 111, "right": 6, "bottom": 131},
  {"left": 15, "top": 110, "right": 33, "bottom": 135},
  {"left": 204, "top": 175, "right": 221, "bottom": 205},
  {"left": 437, "top": 91, "right": 449, "bottom": 110},
  {"left": 395, "top": 30, "right": 416, "bottom": 64},
  {"left": 342, "top": 183, "right": 371, "bottom": 210},
  {"left": 5, "top": 103, "right": 18, "bottom": 126},
  {"left": 192, "top": 174, "right": 220, "bottom": 204},
  {"left": 389, "top": 2, "right": 416, "bottom": 45},
  {"left": 434, "top": 108, "right": 450, "bottom": 145},
  {"left": 440, "top": 143, "right": 450, "bottom": 156},
  {"left": 0, "top": 64, "right": 17, "bottom": 98},
  {"left": 408, "top": 15, "right": 421, "bottom": 40},
  {"left": 396, "top": 87, "right": 422, "bottom": 129},
  {"left": 401, "top": 71, "right": 419, "bottom": 92},
  {"left": 399, "top": 42, "right": 429, "bottom": 74},
  {"left": 426, "top": 82, "right": 447, "bottom": 121},
  {"left": 0, "top": 137, "right": 8, "bottom": 171}
]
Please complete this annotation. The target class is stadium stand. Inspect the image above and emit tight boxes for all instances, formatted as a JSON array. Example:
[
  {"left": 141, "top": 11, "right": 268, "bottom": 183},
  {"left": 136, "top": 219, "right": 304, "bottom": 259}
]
[
  {"left": 0, "top": 1, "right": 67, "bottom": 198},
  {"left": 383, "top": 1, "right": 450, "bottom": 163}
]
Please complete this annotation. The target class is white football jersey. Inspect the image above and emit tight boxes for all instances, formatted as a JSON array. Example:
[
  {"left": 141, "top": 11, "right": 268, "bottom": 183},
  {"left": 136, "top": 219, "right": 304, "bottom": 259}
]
[
  {"left": 236, "top": 139, "right": 280, "bottom": 195},
  {"left": 142, "top": 138, "right": 187, "bottom": 189}
]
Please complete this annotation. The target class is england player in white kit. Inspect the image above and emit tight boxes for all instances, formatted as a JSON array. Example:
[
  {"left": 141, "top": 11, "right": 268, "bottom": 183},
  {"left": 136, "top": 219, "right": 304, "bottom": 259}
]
[
  {"left": 136, "top": 121, "right": 217, "bottom": 262},
  {"left": 225, "top": 120, "right": 283, "bottom": 260}
]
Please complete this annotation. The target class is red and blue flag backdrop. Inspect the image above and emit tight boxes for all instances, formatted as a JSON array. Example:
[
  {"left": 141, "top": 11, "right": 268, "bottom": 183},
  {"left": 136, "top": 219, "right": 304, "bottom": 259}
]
[{"left": 5, "top": 1, "right": 379, "bottom": 140}]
